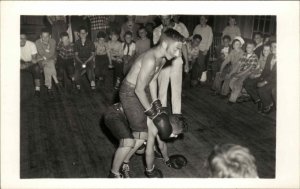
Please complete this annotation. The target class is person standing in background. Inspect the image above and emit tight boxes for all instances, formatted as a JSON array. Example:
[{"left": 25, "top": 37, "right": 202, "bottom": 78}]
[
  {"left": 84, "top": 16, "right": 114, "bottom": 42},
  {"left": 222, "top": 16, "right": 241, "bottom": 44},
  {"left": 47, "top": 16, "right": 67, "bottom": 43},
  {"left": 192, "top": 15, "right": 213, "bottom": 86}
]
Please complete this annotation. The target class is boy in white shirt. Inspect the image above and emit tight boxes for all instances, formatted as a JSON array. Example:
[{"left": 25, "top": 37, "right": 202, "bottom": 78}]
[{"left": 20, "top": 31, "right": 41, "bottom": 97}]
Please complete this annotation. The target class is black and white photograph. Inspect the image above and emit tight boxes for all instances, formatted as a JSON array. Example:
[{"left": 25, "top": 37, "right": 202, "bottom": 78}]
[{"left": 1, "top": 1, "right": 299, "bottom": 189}]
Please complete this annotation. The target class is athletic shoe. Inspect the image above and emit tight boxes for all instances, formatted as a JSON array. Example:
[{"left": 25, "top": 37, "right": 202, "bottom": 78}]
[
  {"left": 145, "top": 167, "right": 163, "bottom": 178},
  {"left": 108, "top": 171, "right": 123, "bottom": 178},
  {"left": 120, "top": 163, "right": 130, "bottom": 178}
]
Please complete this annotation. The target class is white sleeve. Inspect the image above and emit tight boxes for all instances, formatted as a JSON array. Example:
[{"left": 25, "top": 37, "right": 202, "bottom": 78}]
[
  {"left": 153, "top": 25, "right": 162, "bottom": 45},
  {"left": 179, "top": 23, "right": 189, "bottom": 38},
  {"left": 30, "top": 42, "right": 38, "bottom": 55}
]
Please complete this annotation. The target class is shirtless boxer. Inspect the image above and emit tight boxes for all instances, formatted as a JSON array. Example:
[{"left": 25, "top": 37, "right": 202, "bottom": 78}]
[{"left": 118, "top": 28, "right": 185, "bottom": 178}]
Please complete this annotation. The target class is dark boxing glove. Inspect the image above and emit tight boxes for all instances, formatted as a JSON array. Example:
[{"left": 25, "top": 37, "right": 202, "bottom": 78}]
[
  {"left": 145, "top": 100, "right": 172, "bottom": 140},
  {"left": 169, "top": 114, "right": 188, "bottom": 136}
]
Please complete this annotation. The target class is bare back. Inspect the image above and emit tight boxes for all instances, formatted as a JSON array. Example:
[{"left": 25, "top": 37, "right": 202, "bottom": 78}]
[{"left": 125, "top": 48, "right": 166, "bottom": 86}]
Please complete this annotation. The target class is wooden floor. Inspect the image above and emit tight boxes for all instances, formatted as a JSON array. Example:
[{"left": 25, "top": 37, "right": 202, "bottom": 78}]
[{"left": 20, "top": 70, "right": 276, "bottom": 178}]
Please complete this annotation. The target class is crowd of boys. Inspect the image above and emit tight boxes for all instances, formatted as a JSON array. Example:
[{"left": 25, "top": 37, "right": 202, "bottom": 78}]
[{"left": 21, "top": 15, "right": 275, "bottom": 178}]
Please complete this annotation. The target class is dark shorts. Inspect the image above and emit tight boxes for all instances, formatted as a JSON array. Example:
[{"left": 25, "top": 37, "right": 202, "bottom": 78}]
[
  {"left": 119, "top": 79, "right": 148, "bottom": 133},
  {"left": 104, "top": 105, "right": 133, "bottom": 140}
]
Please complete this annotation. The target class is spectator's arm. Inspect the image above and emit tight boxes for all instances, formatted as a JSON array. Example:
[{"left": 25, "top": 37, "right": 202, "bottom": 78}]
[
  {"left": 219, "top": 54, "right": 231, "bottom": 72},
  {"left": 75, "top": 52, "right": 83, "bottom": 64}
]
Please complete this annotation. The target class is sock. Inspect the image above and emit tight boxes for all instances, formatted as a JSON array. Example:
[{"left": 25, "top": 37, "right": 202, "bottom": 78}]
[
  {"left": 146, "top": 165, "right": 155, "bottom": 172},
  {"left": 91, "top": 81, "right": 95, "bottom": 87},
  {"left": 35, "top": 86, "right": 40, "bottom": 91}
]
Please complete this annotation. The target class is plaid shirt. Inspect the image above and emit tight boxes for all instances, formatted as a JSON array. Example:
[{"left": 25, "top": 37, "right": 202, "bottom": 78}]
[
  {"left": 87, "top": 16, "right": 110, "bottom": 30},
  {"left": 57, "top": 41, "right": 74, "bottom": 60},
  {"left": 237, "top": 53, "right": 258, "bottom": 73}
]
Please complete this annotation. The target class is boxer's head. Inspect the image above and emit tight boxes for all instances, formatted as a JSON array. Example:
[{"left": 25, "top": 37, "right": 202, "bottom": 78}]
[{"left": 160, "top": 28, "right": 185, "bottom": 60}]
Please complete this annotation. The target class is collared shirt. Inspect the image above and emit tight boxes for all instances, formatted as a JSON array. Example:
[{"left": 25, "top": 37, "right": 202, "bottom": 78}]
[
  {"left": 122, "top": 42, "right": 136, "bottom": 56},
  {"left": 57, "top": 41, "right": 74, "bottom": 60},
  {"left": 87, "top": 16, "right": 110, "bottom": 30},
  {"left": 94, "top": 41, "right": 109, "bottom": 55},
  {"left": 238, "top": 53, "right": 258, "bottom": 73},
  {"left": 193, "top": 24, "right": 213, "bottom": 51},
  {"left": 21, "top": 40, "right": 37, "bottom": 62},
  {"left": 35, "top": 38, "right": 56, "bottom": 61},
  {"left": 74, "top": 39, "right": 95, "bottom": 60}
]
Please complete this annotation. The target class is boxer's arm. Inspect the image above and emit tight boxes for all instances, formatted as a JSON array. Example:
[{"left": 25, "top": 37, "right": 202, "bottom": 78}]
[{"left": 135, "top": 57, "right": 156, "bottom": 110}]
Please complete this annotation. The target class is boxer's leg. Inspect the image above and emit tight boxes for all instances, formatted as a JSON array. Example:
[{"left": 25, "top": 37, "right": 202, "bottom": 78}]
[
  {"left": 156, "top": 135, "right": 169, "bottom": 162},
  {"left": 145, "top": 119, "right": 158, "bottom": 170}
]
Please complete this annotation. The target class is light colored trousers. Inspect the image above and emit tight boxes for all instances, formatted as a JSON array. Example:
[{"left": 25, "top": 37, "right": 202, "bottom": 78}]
[
  {"left": 228, "top": 76, "right": 247, "bottom": 102},
  {"left": 42, "top": 59, "right": 58, "bottom": 89},
  {"left": 158, "top": 57, "right": 183, "bottom": 114}
]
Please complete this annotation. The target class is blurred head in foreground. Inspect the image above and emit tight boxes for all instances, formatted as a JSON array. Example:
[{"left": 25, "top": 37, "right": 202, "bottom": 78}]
[{"left": 208, "top": 144, "right": 258, "bottom": 178}]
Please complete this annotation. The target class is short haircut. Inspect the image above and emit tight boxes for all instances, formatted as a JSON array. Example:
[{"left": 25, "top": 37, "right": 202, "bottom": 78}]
[
  {"left": 263, "top": 44, "right": 271, "bottom": 49},
  {"left": 97, "top": 31, "right": 107, "bottom": 39},
  {"left": 60, "top": 32, "right": 69, "bottom": 38},
  {"left": 41, "top": 28, "right": 51, "bottom": 35},
  {"left": 124, "top": 31, "right": 133, "bottom": 38},
  {"left": 193, "top": 34, "right": 202, "bottom": 41},
  {"left": 109, "top": 29, "right": 119, "bottom": 36},
  {"left": 78, "top": 26, "right": 88, "bottom": 33},
  {"left": 208, "top": 144, "right": 258, "bottom": 178},
  {"left": 246, "top": 40, "right": 256, "bottom": 47},
  {"left": 232, "top": 39, "right": 242, "bottom": 46},
  {"left": 162, "top": 28, "right": 185, "bottom": 43},
  {"left": 222, "top": 35, "right": 231, "bottom": 41},
  {"left": 254, "top": 32, "right": 263, "bottom": 38}
]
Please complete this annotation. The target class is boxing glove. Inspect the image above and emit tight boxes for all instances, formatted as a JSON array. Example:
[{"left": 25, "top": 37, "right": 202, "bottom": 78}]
[
  {"left": 145, "top": 102, "right": 172, "bottom": 140},
  {"left": 169, "top": 114, "right": 188, "bottom": 136}
]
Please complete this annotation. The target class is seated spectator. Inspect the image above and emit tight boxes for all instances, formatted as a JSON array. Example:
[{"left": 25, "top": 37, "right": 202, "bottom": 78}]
[
  {"left": 74, "top": 26, "right": 96, "bottom": 93},
  {"left": 36, "top": 28, "right": 61, "bottom": 98},
  {"left": 94, "top": 31, "right": 112, "bottom": 86},
  {"left": 122, "top": 31, "right": 136, "bottom": 76},
  {"left": 211, "top": 35, "right": 231, "bottom": 86},
  {"left": 222, "top": 16, "right": 241, "bottom": 44},
  {"left": 56, "top": 32, "right": 75, "bottom": 89},
  {"left": 228, "top": 41, "right": 258, "bottom": 104},
  {"left": 257, "top": 41, "right": 276, "bottom": 114},
  {"left": 253, "top": 32, "right": 264, "bottom": 58},
  {"left": 241, "top": 44, "right": 271, "bottom": 106},
  {"left": 20, "top": 30, "right": 41, "bottom": 97},
  {"left": 135, "top": 27, "right": 151, "bottom": 56},
  {"left": 208, "top": 143, "right": 258, "bottom": 178},
  {"left": 214, "top": 37, "right": 244, "bottom": 96},
  {"left": 120, "top": 16, "right": 140, "bottom": 42},
  {"left": 107, "top": 30, "right": 123, "bottom": 90}
]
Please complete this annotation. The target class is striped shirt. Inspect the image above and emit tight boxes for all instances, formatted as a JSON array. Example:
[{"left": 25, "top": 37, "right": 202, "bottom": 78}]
[{"left": 57, "top": 42, "right": 74, "bottom": 60}]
